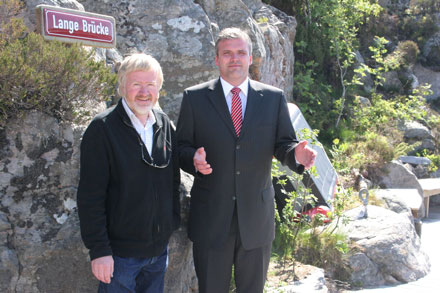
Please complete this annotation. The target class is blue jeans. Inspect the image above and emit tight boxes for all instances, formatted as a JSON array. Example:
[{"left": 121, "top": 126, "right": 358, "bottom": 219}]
[{"left": 98, "top": 246, "right": 168, "bottom": 293}]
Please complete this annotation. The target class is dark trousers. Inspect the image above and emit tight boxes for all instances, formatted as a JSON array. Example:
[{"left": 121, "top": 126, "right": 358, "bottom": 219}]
[{"left": 193, "top": 208, "right": 271, "bottom": 293}]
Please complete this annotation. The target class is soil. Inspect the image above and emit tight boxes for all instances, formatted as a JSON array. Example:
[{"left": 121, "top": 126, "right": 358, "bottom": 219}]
[{"left": 265, "top": 260, "right": 352, "bottom": 292}]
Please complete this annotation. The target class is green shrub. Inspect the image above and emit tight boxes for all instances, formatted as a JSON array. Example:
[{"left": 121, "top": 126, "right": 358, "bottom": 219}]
[
  {"left": 385, "top": 40, "right": 420, "bottom": 69},
  {"left": 0, "top": 1, "right": 116, "bottom": 128},
  {"left": 271, "top": 160, "right": 353, "bottom": 281}
]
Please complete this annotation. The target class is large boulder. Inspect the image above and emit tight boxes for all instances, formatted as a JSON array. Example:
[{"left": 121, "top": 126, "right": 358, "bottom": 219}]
[
  {"left": 400, "top": 121, "right": 433, "bottom": 140},
  {"left": 413, "top": 63, "right": 440, "bottom": 101},
  {"left": 0, "top": 212, "right": 19, "bottom": 292},
  {"left": 0, "top": 111, "right": 96, "bottom": 292},
  {"left": 422, "top": 31, "right": 440, "bottom": 72},
  {"left": 342, "top": 206, "right": 430, "bottom": 287},
  {"left": 76, "top": 0, "right": 297, "bottom": 121},
  {"left": 374, "top": 188, "right": 423, "bottom": 219},
  {"left": 374, "top": 160, "right": 424, "bottom": 199},
  {"left": 381, "top": 71, "right": 403, "bottom": 92},
  {"left": 164, "top": 171, "right": 198, "bottom": 292}
]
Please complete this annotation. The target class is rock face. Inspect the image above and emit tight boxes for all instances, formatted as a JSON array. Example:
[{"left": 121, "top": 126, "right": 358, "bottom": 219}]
[
  {"left": 343, "top": 206, "right": 430, "bottom": 287},
  {"left": 0, "top": 111, "right": 95, "bottom": 292},
  {"left": 77, "top": 0, "right": 296, "bottom": 121}
]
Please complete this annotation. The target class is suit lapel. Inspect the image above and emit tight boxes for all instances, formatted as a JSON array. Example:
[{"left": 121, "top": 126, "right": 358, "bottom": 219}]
[{"left": 207, "top": 78, "right": 237, "bottom": 137}]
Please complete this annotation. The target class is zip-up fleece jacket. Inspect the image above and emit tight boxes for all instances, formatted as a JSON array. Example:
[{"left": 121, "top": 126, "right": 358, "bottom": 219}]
[{"left": 77, "top": 100, "right": 180, "bottom": 261}]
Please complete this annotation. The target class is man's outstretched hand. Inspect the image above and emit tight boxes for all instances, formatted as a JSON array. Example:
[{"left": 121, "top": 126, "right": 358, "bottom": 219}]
[
  {"left": 295, "top": 140, "right": 317, "bottom": 170},
  {"left": 193, "top": 147, "right": 212, "bottom": 175}
]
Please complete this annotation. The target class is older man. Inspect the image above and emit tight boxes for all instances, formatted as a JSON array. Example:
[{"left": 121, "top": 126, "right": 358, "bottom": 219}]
[
  {"left": 77, "top": 53, "right": 180, "bottom": 292},
  {"left": 177, "top": 28, "right": 316, "bottom": 292}
]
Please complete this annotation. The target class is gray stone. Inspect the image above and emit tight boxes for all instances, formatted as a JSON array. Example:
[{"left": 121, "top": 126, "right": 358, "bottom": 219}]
[
  {"left": 399, "top": 156, "right": 432, "bottom": 166},
  {"left": 413, "top": 164, "right": 430, "bottom": 179},
  {"left": 382, "top": 71, "right": 403, "bottom": 92},
  {"left": 398, "top": 69, "right": 419, "bottom": 91},
  {"left": 374, "top": 188, "right": 422, "bottom": 218},
  {"left": 409, "top": 138, "right": 436, "bottom": 155},
  {"left": 164, "top": 171, "right": 197, "bottom": 292},
  {"left": 0, "top": 213, "right": 11, "bottom": 232},
  {"left": 349, "top": 252, "right": 385, "bottom": 287},
  {"left": 354, "top": 51, "right": 374, "bottom": 93},
  {"left": 356, "top": 96, "right": 372, "bottom": 107},
  {"left": 342, "top": 206, "right": 430, "bottom": 286},
  {"left": 0, "top": 246, "right": 19, "bottom": 293},
  {"left": 0, "top": 110, "right": 96, "bottom": 292},
  {"left": 400, "top": 121, "right": 433, "bottom": 140},
  {"left": 376, "top": 160, "right": 424, "bottom": 199},
  {"left": 413, "top": 63, "right": 440, "bottom": 101},
  {"left": 21, "top": 0, "right": 85, "bottom": 30},
  {"left": 422, "top": 31, "right": 440, "bottom": 71}
]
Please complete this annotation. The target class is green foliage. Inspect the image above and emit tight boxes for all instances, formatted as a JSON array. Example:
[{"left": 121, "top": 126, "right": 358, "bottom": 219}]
[
  {"left": 266, "top": 0, "right": 382, "bottom": 146},
  {"left": 331, "top": 131, "right": 411, "bottom": 172},
  {"left": 294, "top": 229, "right": 352, "bottom": 280},
  {"left": 271, "top": 160, "right": 352, "bottom": 281},
  {"left": 400, "top": 0, "right": 440, "bottom": 49},
  {"left": 426, "top": 153, "right": 440, "bottom": 172},
  {"left": 0, "top": 0, "right": 116, "bottom": 128}
]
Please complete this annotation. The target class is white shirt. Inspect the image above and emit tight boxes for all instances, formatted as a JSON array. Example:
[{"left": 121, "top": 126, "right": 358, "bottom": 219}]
[
  {"left": 122, "top": 98, "right": 156, "bottom": 156},
  {"left": 220, "top": 77, "right": 249, "bottom": 120}
]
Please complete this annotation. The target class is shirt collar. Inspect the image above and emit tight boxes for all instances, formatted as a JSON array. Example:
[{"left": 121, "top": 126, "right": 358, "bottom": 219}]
[
  {"left": 121, "top": 98, "right": 156, "bottom": 128},
  {"left": 220, "top": 77, "right": 249, "bottom": 97}
]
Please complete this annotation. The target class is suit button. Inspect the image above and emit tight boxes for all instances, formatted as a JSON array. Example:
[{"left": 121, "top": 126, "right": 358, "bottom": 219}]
[
  {"left": 232, "top": 196, "right": 237, "bottom": 200},
  {"left": 236, "top": 145, "right": 240, "bottom": 150},
  {"left": 236, "top": 171, "right": 240, "bottom": 175}
]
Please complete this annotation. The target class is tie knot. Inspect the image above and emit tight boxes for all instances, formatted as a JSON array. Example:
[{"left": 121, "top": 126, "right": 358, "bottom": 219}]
[{"left": 231, "top": 87, "right": 241, "bottom": 95}]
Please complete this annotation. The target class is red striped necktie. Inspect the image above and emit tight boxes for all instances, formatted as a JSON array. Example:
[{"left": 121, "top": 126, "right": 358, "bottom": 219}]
[{"left": 231, "top": 87, "right": 242, "bottom": 137}]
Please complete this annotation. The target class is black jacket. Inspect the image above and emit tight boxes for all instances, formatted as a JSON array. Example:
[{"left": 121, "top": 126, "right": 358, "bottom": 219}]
[
  {"left": 77, "top": 100, "right": 180, "bottom": 260},
  {"left": 177, "top": 78, "right": 303, "bottom": 249}
]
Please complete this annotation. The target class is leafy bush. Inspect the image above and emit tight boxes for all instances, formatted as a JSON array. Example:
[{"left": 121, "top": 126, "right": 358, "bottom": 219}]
[
  {"left": 385, "top": 40, "right": 420, "bottom": 69},
  {"left": 271, "top": 160, "right": 353, "bottom": 281},
  {"left": 0, "top": 0, "right": 116, "bottom": 128}
]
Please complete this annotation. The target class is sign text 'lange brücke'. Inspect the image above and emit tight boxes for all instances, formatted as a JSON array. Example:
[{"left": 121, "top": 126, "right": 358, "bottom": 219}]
[{"left": 36, "top": 5, "right": 116, "bottom": 48}]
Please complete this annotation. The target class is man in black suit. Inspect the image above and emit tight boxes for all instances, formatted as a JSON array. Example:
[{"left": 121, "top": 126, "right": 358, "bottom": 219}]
[{"left": 176, "top": 27, "right": 316, "bottom": 292}]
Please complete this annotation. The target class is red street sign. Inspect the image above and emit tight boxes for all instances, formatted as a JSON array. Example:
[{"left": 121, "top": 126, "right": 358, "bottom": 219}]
[{"left": 36, "top": 5, "right": 116, "bottom": 48}]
